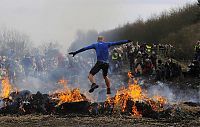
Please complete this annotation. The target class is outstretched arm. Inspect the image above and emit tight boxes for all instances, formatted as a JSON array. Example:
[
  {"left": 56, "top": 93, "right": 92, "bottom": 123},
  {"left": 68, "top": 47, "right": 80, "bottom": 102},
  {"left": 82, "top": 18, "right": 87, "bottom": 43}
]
[
  {"left": 108, "top": 40, "right": 132, "bottom": 47},
  {"left": 69, "top": 44, "right": 95, "bottom": 57}
]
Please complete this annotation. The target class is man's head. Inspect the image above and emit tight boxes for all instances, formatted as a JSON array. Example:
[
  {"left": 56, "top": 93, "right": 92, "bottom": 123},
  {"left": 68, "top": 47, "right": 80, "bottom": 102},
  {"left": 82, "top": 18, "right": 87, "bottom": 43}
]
[{"left": 97, "top": 36, "right": 104, "bottom": 42}]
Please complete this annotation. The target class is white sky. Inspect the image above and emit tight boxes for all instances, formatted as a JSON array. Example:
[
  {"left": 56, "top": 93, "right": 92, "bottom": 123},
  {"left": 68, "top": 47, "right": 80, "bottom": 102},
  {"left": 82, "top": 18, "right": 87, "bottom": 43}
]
[{"left": 0, "top": 0, "right": 197, "bottom": 48}]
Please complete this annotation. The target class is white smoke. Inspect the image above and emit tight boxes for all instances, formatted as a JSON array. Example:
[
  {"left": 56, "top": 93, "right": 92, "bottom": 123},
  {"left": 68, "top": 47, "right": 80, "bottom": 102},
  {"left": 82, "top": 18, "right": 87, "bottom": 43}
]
[
  {"left": 146, "top": 81, "right": 200, "bottom": 103},
  {"left": 15, "top": 76, "right": 56, "bottom": 94}
]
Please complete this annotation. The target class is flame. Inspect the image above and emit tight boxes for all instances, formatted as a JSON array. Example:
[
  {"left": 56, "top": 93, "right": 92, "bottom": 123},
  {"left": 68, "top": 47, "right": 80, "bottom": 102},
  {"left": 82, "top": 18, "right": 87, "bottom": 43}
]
[
  {"left": 114, "top": 91, "right": 120, "bottom": 105},
  {"left": 52, "top": 79, "right": 88, "bottom": 106},
  {"left": 153, "top": 95, "right": 167, "bottom": 105},
  {"left": 57, "top": 79, "right": 68, "bottom": 89},
  {"left": 128, "top": 71, "right": 133, "bottom": 79},
  {"left": 106, "top": 71, "right": 167, "bottom": 117},
  {"left": 132, "top": 104, "right": 142, "bottom": 118},
  {"left": 1, "top": 77, "right": 12, "bottom": 98},
  {"left": 57, "top": 88, "right": 85, "bottom": 105},
  {"left": 127, "top": 83, "right": 144, "bottom": 101},
  {"left": 151, "top": 95, "right": 167, "bottom": 111}
]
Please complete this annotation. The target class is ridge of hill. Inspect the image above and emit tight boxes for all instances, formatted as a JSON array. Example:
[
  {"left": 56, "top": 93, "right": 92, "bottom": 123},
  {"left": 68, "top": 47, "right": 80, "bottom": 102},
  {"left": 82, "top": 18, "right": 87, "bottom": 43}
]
[{"left": 69, "top": 3, "right": 199, "bottom": 60}]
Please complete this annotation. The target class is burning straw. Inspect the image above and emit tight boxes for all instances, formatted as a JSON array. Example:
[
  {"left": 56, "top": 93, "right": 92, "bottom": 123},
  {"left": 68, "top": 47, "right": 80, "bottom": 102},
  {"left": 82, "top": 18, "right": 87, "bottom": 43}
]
[
  {"left": 105, "top": 71, "right": 167, "bottom": 117},
  {"left": 1, "top": 77, "right": 12, "bottom": 99},
  {"left": 50, "top": 79, "right": 88, "bottom": 106}
]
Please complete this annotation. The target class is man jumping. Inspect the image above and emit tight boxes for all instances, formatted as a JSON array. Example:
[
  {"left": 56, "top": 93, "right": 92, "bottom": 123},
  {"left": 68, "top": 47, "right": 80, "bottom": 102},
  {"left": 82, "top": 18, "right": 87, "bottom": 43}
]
[{"left": 69, "top": 36, "right": 132, "bottom": 94}]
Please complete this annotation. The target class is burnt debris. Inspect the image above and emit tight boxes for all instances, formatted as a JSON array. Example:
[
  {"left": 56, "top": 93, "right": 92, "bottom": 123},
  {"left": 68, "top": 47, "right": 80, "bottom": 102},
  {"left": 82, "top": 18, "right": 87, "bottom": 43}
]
[{"left": 0, "top": 90, "right": 199, "bottom": 121}]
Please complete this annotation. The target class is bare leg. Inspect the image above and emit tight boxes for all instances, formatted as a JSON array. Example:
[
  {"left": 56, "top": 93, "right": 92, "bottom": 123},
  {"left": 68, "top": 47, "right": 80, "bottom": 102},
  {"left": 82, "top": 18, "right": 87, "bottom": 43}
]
[
  {"left": 104, "top": 76, "right": 111, "bottom": 94},
  {"left": 88, "top": 73, "right": 95, "bottom": 84},
  {"left": 103, "top": 76, "right": 110, "bottom": 88}
]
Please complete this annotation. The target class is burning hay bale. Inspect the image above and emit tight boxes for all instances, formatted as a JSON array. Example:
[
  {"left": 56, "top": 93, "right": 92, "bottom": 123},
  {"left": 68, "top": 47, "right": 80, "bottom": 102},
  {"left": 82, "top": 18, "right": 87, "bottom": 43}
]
[
  {"left": 0, "top": 90, "right": 31, "bottom": 114},
  {"left": 0, "top": 73, "right": 199, "bottom": 122},
  {"left": 56, "top": 101, "right": 90, "bottom": 114},
  {"left": 28, "top": 91, "right": 54, "bottom": 114},
  {"left": 50, "top": 79, "right": 89, "bottom": 105},
  {"left": 50, "top": 89, "right": 88, "bottom": 106},
  {"left": 0, "top": 78, "right": 91, "bottom": 115},
  {"left": 49, "top": 79, "right": 90, "bottom": 114},
  {"left": 0, "top": 90, "right": 52, "bottom": 115},
  {"left": 102, "top": 72, "right": 171, "bottom": 118}
]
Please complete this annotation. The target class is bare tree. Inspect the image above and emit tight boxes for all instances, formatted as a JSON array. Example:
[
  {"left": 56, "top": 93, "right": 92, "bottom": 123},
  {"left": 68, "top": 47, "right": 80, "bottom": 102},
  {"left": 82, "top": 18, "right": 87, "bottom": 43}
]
[{"left": 0, "top": 27, "right": 31, "bottom": 57}]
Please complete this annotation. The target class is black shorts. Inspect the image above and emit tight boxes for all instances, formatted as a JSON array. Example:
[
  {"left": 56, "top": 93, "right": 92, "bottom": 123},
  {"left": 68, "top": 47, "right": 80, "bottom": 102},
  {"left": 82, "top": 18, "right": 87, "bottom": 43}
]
[{"left": 90, "top": 61, "right": 109, "bottom": 77}]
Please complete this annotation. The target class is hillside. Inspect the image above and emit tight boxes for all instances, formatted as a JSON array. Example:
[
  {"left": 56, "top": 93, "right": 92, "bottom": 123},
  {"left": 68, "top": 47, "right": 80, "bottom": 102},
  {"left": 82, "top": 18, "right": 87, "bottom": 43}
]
[
  {"left": 69, "top": 3, "right": 200, "bottom": 60},
  {"left": 100, "top": 3, "right": 199, "bottom": 59}
]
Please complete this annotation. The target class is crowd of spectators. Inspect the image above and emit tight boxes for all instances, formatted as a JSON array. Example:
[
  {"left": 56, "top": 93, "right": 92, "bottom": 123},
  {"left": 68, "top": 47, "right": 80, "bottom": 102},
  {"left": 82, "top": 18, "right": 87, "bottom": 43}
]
[
  {"left": 0, "top": 40, "right": 199, "bottom": 85},
  {"left": 0, "top": 49, "right": 94, "bottom": 85},
  {"left": 187, "top": 40, "right": 200, "bottom": 77},
  {"left": 109, "top": 42, "right": 183, "bottom": 81},
  {"left": 194, "top": 40, "right": 200, "bottom": 61}
]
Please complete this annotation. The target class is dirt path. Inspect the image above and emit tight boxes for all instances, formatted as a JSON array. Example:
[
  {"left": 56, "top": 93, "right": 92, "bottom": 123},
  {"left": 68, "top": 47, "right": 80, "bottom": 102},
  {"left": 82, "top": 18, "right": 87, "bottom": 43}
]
[{"left": 0, "top": 115, "right": 199, "bottom": 127}]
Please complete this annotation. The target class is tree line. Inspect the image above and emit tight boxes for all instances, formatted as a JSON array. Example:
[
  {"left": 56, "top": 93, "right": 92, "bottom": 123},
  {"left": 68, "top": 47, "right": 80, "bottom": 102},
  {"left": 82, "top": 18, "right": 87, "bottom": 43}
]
[{"left": 69, "top": 3, "right": 200, "bottom": 60}]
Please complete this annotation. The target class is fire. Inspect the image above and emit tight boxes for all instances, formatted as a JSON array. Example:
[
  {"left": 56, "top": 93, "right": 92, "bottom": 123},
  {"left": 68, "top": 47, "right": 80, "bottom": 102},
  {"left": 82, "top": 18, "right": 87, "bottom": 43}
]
[
  {"left": 105, "top": 72, "right": 144, "bottom": 116},
  {"left": 132, "top": 104, "right": 142, "bottom": 118},
  {"left": 57, "top": 79, "right": 68, "bottom": 89},
  {"left": 128, "top": 83, "right": 143, "bottom": 101},
  {"left": 151, "top": 95, "right": 167, "bottom": 111},
  {"left": 153, "top": 95, "right": 167, "bottom": 105},
  {"left": 52, "top": 79, "right": 88, "bottom": 106},
  {"left": 128, "top": 71, "right": 133, "bottom": 79},
  {"left": 1, "top": 77, "right": 12, "bottom": 98},
  {"left": 106, "top": 71, "right": 167, "bottom": 117},
  {"left": 57, "top": 88, "right": 85, "bottom": 105}
]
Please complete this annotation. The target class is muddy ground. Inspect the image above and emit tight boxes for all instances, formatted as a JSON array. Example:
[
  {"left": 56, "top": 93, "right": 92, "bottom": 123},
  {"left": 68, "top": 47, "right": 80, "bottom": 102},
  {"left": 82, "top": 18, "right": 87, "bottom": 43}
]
[{"left": 0, "top": 114, "right": 199, "bottom": 127}]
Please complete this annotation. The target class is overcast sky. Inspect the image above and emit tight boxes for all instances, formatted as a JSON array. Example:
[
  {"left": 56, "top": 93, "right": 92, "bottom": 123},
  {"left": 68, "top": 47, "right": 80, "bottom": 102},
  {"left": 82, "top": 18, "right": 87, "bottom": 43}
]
[{"left": 0, "top": 0, "right": 197, "bottom": 48}]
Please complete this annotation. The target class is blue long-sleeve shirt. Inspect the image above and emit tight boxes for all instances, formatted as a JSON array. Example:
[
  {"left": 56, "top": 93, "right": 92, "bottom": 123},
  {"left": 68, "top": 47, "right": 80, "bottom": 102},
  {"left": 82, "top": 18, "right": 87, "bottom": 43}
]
[{"left": 74, "top": 40, "right": 131, "bottom": 63}]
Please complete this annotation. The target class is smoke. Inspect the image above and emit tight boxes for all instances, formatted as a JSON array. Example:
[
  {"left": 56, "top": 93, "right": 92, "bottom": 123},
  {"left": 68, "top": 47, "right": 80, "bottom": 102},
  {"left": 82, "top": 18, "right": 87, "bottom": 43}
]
[
  {"left": 147, "top": 82, "right": 174, "bottom": 102},
  {"left": 146, "top": 81, "right": 200, "bottom": 103},
  {"left": 15, "top": 76, "right": 52, "bottom": 93}
]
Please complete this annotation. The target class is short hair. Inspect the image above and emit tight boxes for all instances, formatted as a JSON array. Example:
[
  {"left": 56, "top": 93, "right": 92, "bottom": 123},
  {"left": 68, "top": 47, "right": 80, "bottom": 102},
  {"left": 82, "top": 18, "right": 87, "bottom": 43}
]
[{"left": 97, "top": 36, "right": 104, "bottom": 41}]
